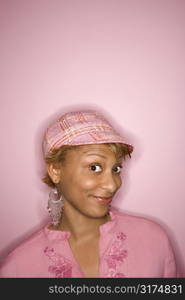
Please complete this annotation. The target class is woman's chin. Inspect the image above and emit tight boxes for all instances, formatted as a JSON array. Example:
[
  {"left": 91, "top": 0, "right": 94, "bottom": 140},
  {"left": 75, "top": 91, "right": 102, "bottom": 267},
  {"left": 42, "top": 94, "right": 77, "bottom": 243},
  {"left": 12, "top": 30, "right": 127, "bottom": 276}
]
[{"left": 84, "top": 206, "right": 110, "bottom": 219}]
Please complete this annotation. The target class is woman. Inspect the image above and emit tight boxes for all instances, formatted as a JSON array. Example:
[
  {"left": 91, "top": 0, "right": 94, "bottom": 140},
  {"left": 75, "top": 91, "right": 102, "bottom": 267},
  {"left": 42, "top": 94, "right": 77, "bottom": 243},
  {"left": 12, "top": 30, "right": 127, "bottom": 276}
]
[{"left": 0, "top": 109, "right": 177, "bottom": 277}]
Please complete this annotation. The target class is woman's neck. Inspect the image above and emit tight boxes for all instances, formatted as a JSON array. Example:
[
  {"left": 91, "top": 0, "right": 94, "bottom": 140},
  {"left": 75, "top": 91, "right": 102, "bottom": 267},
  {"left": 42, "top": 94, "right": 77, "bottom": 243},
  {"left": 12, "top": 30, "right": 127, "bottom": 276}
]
[{"left": 57, "top": 205, "right": 110, "bottom": 240}]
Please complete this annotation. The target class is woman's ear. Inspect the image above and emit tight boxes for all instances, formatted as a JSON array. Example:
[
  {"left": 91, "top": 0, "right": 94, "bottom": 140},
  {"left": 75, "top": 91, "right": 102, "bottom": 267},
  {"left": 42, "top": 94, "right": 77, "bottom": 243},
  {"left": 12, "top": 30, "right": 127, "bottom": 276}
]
[{"left": 46, "top": 163, "right": 61, "bottom": 184}]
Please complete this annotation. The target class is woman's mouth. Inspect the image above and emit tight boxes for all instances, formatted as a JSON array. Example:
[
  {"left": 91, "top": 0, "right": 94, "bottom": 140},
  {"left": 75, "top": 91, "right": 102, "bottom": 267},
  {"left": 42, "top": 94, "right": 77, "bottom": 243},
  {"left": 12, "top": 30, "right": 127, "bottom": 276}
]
[{"left": 93, "top": 196, "right": 112, "bottom": 204}]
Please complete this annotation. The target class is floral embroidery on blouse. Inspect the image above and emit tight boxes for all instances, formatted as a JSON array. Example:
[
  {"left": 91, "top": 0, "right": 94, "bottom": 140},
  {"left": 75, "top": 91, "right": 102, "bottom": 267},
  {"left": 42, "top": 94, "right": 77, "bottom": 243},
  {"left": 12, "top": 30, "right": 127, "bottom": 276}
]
[
  {"left": 44, "top": 246, "right": 72, "bottom": 278},
  {"left": 104, "top": 232, "right": 127, "bottom": 277}
]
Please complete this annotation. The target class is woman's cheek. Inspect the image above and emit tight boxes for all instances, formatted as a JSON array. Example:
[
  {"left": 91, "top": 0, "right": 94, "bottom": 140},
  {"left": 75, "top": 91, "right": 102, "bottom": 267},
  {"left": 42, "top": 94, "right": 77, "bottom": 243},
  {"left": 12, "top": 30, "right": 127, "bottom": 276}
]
[{"left": 82, "top": 176, "right": 98, "bottom": 189}]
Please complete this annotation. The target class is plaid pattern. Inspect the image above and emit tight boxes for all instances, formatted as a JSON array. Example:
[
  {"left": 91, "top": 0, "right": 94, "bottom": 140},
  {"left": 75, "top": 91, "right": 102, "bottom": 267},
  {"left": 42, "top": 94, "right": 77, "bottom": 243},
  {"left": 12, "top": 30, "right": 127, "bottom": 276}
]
[{"left": 42, "top": 110, "right": 133, "bottom": 157}]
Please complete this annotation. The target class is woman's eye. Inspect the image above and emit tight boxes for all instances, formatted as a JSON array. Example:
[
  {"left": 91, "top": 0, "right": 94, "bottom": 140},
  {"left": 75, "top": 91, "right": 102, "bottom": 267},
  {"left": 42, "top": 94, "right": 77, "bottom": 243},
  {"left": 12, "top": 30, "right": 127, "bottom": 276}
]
[
  {"left": 90, "top": 164, "right": 102, "bottom": 172},
  {"left": 113, "top": 166, "right": 122, "bottom": 173}
]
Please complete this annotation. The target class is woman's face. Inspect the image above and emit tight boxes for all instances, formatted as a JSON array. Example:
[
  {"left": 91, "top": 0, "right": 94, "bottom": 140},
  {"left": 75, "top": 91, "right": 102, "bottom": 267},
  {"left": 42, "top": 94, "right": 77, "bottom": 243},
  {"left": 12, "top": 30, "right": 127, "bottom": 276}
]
[{"left": 52, "top": 144, "right": 123, "bottom": 219}]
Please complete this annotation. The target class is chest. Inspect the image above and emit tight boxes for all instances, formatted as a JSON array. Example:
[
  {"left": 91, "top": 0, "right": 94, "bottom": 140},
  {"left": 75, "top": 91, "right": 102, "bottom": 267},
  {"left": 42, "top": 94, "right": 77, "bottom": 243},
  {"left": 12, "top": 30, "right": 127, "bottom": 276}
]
[
  {"left": 44, "top": 230, "right": 128, "bottom": 278},
  {"left": 68, "top": 237, "right": 99, "bottom": 278}
]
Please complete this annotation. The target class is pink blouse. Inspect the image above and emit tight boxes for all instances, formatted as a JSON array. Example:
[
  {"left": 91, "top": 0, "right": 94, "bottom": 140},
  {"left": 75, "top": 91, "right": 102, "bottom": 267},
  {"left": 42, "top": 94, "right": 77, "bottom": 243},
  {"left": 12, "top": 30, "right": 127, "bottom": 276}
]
[{"left": 0, "top": 208, "right": 177, "bottom": 278}]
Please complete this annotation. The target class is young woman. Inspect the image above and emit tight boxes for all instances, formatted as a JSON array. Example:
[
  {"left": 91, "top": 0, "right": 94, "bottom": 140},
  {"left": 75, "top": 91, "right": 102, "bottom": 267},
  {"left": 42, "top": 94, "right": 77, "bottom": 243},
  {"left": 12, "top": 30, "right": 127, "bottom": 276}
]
[{"left": 0, "top": 110, "right": 177, "bottom": 277}]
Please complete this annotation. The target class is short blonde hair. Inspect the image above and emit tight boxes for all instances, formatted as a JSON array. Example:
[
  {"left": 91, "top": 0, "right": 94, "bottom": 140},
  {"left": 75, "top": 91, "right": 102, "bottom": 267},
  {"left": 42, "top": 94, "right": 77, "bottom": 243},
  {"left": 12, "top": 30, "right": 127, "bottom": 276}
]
[{"left": 42, "top": 143, "right": 132, "bottom": 188}]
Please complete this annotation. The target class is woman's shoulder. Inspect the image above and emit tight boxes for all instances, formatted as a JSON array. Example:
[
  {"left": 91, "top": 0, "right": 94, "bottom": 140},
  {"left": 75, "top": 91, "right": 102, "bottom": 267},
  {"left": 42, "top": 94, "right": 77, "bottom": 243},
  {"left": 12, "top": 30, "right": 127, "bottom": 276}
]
[
  {"left": 0, "top": 225, "right": 48, "bottom": 267},
  {"left": 111, "top": 207, "right": 170, "bottom": 241},
  {"left": 0, "top": 227, "right": 46, "bottom": 277},
  {"left": 14, "top": 226, "right": 47, "bottom": 252}
]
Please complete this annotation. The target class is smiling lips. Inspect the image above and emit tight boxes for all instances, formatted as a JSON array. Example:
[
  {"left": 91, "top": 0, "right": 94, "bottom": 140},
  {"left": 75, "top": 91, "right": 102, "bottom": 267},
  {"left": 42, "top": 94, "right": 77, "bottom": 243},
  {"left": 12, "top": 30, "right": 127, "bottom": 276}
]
[{"left": 93, "top": 196, "right": 113, "bottom": 204}]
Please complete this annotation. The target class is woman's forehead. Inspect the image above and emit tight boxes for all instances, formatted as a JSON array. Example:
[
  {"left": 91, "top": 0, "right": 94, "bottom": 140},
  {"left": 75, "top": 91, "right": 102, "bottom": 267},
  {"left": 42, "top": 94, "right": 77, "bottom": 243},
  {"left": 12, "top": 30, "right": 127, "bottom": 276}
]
[
  {"left": 79, "top": 144, "right": 112, "bottom": 153},
  {"left": 65, "top": 144, "right": 121, "bottom": 161}
]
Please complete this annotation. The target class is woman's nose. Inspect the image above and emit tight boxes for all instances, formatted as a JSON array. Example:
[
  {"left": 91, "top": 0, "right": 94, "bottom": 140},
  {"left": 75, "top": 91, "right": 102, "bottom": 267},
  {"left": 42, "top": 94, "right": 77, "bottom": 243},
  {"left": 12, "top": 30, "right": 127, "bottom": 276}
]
[{"left": 101, "top": 172, "right": 119, "bottom": 194}]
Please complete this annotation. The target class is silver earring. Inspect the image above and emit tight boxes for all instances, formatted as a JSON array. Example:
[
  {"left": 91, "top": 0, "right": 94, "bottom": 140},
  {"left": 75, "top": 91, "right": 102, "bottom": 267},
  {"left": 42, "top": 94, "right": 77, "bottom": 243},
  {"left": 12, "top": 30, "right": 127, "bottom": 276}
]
[{"left": 47, "top": 188, "right": 63, "bottom": 226}]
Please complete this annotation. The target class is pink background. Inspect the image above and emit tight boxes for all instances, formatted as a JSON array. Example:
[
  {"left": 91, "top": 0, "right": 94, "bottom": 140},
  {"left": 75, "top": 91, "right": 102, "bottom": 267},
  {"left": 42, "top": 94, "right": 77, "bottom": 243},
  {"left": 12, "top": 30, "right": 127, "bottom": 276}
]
[{"left": 0, "top": 0, "right": 185, "bottom": 276}]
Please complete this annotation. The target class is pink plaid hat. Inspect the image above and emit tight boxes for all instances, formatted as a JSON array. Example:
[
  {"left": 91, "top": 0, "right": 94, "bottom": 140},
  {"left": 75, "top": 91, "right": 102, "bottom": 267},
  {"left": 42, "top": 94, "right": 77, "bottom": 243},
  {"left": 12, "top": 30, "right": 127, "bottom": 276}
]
[{"left": 42, "top": 110, "right": 133, "bottom": 157}]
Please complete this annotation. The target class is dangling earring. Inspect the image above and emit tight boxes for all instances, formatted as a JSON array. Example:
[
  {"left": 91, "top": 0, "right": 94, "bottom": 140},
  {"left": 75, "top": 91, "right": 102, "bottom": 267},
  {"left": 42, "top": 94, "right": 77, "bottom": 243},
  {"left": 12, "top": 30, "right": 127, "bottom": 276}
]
[{"left": 47, "top": 188, "right": 63, "bottom": 226}]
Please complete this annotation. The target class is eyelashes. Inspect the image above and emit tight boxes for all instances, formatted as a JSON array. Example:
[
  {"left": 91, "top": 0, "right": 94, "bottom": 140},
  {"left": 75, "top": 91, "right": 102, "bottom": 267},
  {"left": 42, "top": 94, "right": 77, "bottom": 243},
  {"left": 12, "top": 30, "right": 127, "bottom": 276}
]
[
  {"left": 89, "top": 164, "right": 123, "bottom": 174},
  {"left": 90, "top": 165, "right": 102, "bottom": 172},
  {"left": 112, "top": 165, "right": 123, "bottom": 173}
]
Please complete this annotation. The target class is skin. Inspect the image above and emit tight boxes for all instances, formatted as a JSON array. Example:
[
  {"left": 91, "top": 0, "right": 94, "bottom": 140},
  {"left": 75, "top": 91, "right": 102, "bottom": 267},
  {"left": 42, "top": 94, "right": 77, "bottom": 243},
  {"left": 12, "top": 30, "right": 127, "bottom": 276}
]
[{"left": 47, "top": 144, "right": 124, "bottom": 277}]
